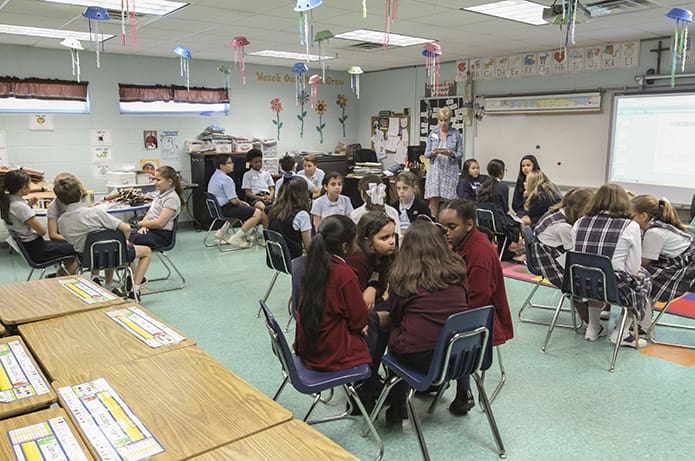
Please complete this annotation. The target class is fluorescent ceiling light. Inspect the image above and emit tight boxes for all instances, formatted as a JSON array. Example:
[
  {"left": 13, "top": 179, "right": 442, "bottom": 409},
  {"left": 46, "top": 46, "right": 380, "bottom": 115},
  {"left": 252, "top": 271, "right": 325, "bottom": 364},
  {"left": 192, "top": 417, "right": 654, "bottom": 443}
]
[
  {"left": 39, "top": 0, "right": 188, "bottom": 16},
  {"left": 335, "top": 29, "right": 433, "bottom": 47},
  {"left": 464, "top": 0, "right": 547, "bottom": 26},
  {"left": 0, "top": 24, "right": 114, "bottom": 42},
  {"left": 247, "top": 50, "right": 335, "bottom": 62}
]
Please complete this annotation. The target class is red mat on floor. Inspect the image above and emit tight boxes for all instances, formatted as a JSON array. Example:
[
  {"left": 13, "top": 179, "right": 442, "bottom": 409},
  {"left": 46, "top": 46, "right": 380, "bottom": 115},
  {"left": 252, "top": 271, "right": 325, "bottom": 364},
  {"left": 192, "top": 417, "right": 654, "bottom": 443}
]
[
  {"left": 500, "top": 261, "right": 554, "bottom": 287},
  {"left": 654, "top": 292, "right": 695, "bottom": 320}
]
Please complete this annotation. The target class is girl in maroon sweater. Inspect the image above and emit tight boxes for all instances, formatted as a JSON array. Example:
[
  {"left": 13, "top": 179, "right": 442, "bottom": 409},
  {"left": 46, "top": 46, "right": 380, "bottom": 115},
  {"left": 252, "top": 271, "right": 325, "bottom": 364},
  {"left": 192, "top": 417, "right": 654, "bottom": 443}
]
[
  {"left": 385, "top": 219, "right": 472, "bottom": 423},
  {"left": 294, "top": 215, "right": 371, "bottom": 371}
]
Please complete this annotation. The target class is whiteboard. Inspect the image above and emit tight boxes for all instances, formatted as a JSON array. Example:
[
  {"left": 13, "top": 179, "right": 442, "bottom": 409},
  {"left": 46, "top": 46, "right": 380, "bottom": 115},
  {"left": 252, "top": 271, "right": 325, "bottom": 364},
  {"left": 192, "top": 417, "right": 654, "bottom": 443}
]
[{"left": 473, "top": 107, "right": 610, "bottom": 187}]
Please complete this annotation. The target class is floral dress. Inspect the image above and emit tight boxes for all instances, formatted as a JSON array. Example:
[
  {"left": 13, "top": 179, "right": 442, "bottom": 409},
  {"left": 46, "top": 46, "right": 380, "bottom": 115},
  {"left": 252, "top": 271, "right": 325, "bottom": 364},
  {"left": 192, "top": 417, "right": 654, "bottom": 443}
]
[{"left": 424, "top": 128, "right": 463, "bottom": 200}]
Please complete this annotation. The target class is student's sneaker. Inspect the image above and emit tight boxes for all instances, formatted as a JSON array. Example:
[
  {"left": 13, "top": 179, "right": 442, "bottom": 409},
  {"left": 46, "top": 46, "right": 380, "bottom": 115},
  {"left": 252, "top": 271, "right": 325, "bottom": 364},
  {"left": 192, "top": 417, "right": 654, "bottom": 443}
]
[
  {"left": 214, "top": 227, "right": 229, "bottom": 239},
  {"left": 255, "top": 234, "right": 266, "bottom": 247},
  {"left": 225, "top": 232, "right": 252, "bottom": 248},
  {"left": 584, "top": 325, "right": 607, "bottom": 341},
  {"left": 609, "top": 326, "right": 648, "bottom": 348},
  {"left": 600, "top": 306, "right": 611, "bottom": 320}
]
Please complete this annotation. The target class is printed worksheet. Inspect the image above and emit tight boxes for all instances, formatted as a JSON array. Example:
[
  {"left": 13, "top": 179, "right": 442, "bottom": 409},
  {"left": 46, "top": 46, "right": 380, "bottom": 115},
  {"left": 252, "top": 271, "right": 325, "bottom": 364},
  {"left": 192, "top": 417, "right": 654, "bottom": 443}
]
[
  {"left": 0, "top": 341, "right": 50, "bottom": 402},
  {"left": 8, "top": 416, "right": 90, "bottom": 461},
  {"left": 59, "top": 278, "right": 118, "bottom": 305},
  {"left": 106, "top": 306, "right": 185, "bottom": 348},
  {"left": 58, "top": 378, "right": 164, "bottom": 461}
]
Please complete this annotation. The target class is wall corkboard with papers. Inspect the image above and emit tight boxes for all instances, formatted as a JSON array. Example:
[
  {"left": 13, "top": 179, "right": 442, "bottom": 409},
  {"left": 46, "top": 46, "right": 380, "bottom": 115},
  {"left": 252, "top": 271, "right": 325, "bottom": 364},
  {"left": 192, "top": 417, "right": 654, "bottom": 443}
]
[{"left": 370, "top": 113, "right": 410, "bottom": 161}]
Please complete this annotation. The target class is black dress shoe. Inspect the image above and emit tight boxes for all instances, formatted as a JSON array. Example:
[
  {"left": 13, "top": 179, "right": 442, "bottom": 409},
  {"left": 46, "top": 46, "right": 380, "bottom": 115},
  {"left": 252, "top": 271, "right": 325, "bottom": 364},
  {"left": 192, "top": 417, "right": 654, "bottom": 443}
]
[{"left": 449, "top": 394, "right": 475, "bottom": 416}]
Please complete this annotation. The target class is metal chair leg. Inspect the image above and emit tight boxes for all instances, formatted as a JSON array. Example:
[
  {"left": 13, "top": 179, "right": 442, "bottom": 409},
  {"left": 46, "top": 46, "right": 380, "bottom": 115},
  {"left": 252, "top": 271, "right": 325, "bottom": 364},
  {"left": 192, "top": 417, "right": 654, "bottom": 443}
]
[
  {"left": 272, "top": 374, "right": 289, "bottom": 401},
  {"left": 609, "top": 307, "right": 630, "bottom": 373},
  {"left": 427, "top": 381, "right": 450, "bottom": 414},
  {"left": 364, "top": 375, "right": 401, "bottom": 437},
  {"left": 541, "top": 294, "right": 570, "bottom": 352},
  {"left": 519, "top": 287, "right": 582, "bottom": 329},
  {"left": 203, "top": 219, "right": 221, "bottom": 247},
  {"left": 142, "top": 252, "right": 186, "bottom": 295},
  {"left": 346, "top": 384, "right": 384, "bottom": 461},
  {"left": 649, "top": 298, "right": 695, "bottom": 349},
  {"left": 479, "top": 346, "right": 506, "bottom": 411},
  {"left": 257, "top": 271, "right": 280, "bottom": 317},
  {"left": 473, "top": 373, "right": 507, "bottom": 458},
  {"left": 285, "top": 296, "right": 295, "bottom": 332},
  {"left": 406, "top": 387, "right": 431, "bottom": 461},
  {"left": 302, "top": 393, "right": 323, "bottom": 422}
]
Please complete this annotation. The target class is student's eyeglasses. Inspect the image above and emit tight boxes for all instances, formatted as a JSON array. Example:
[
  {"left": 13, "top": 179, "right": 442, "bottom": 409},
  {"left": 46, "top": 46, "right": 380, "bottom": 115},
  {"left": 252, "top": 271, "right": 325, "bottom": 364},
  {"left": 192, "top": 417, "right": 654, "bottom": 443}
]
[{"left": 416, "top": 214, "right": 447, "bottom": 235}]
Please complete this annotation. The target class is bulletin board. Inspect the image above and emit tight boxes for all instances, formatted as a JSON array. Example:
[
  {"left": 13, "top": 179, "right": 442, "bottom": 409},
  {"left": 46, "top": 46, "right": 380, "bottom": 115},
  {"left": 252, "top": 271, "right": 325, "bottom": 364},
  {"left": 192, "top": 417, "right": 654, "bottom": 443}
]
[
  {"left": 370, "top": 113, "right": 410, "bottom": 163},
  {"left": 419, "top": 97, "right": 465, "bottom": 147}
]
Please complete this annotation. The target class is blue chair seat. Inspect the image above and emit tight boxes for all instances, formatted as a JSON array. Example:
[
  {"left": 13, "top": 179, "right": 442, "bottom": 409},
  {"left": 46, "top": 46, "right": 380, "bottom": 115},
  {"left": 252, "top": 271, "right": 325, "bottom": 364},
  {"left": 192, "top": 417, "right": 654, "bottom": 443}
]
[
  {"left": 289, "top": 355, "right": 371, "bottom": 395},
  {"left": 8, "top": 231, "right": 75, "bottom": 281}
]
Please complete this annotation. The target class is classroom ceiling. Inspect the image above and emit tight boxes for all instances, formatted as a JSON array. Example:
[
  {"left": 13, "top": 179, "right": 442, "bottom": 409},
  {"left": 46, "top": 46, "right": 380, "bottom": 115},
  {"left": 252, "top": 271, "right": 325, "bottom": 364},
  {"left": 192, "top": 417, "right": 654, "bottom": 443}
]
[{"left": 1, "top": 0, "right": 695, "bottom": 72}]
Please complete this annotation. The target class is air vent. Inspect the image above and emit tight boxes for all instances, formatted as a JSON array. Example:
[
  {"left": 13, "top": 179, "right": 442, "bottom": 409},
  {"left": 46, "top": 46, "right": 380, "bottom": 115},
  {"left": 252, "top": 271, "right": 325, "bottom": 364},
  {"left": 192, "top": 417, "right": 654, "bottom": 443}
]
[
  {"left": 585, "top": 0, "right": 658, "bottom": 17},
  {"left": 349, "top": 42, "right": 386, "bottom": 51}
]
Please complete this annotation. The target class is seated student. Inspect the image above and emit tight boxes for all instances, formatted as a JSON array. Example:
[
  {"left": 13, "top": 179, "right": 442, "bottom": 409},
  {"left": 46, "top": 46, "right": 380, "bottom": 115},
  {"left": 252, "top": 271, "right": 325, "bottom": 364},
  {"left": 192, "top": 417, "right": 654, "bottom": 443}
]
[
  {"left": 208, "top": 154, "right": 264, "bottom": 248},
  {"left": 294, "top": 215, "right": 370, "bottom": 371},
  {"left": 390, "top": 171, "right": 430, "bottom": 234},
  {"left": 522, "top": 170, "right": 562, "bottom": 227},
  {"left": 0, "top": 170, "right": 77, "bottom": 271},
  {"left": 47, "top": 173, "right": 87, "bottom": 243},
  {"left": 274, "top": 154, "right": 319, "bottom": 198},
  {"left": 268, "top": 177, "right": 313, "bottom": 259},
  {"left": 242, "top": 148, "right": 275, "bottom": 214},
  {"left": 572, "top": 184, "right": 652, "bottom": 347},
  {"left": 456, "top": 158, "right": 486, "bottom": 202},
  {"left": 439, "top": 200, "right": 514, "bottom": 415},
  {"left": 298, "top": 153, "right": 325, "bottom": 199},
  {"left": 512, "top": 154, "right": 541, "bottom": 218},
  {"left": 130, "top": 166, "right": 182, "bottom": 249},
  {"left": 384, "top": 219, "right": 472, "bottom": 423},
  {"left": 310, "top": 171, "right": 354, "bottom": 230},
  {"left": 350, "top": 175, "right": 400, "bottom": 236},
  {"left": 632, "top": 195, "right": 695, "bottom": 303},
  {"left": 476, "top": 159, "right": 520, "bottom": 261},
  {"left": 54, "top": 175, "right": 151, "bottom": 297}
]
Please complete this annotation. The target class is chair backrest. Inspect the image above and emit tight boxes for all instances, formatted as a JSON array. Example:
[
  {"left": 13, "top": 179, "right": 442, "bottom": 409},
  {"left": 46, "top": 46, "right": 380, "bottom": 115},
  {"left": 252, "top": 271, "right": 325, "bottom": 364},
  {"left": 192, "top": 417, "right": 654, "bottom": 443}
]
[
  {"left": 81, "top": 229, "right": 128, "bottom": 271},
  {"left": 263, "top": 229, "right": 292, "bottom": 275},
  {"left": 475, "top": 208, "right": 500, "bottom": 234},
  {"left": 205, "top": 192, "right": 223, "bottom": 220},
  {"left": 157, "top": 215, "right": 179, "bottom": 252},
  {"left": 259, "top": 299, "right": 302, "bottom": 387},
  {"left": 8, "top": 231, "right": 40, "bottom": 269},
  {"left": 290, "top": 256, "right": 307, "bottom": 320},
  {"left": 521, "top": 225, "right": 542, "bottom": 276},
  {"left": 426, "top": 306, "right": 495, "bottom": 388},
  {"left": 357, "top": 149, "right": 378, "bottom": 163},
  {"left": 561, "top": 251, "right": 620, "bottom": 305}
]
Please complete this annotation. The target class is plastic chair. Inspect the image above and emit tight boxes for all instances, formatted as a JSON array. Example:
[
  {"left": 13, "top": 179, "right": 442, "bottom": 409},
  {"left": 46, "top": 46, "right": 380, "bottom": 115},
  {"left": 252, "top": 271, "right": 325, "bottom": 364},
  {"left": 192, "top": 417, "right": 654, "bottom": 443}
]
[
  {"left": 203, "top": 192, "right": 242, "bottom": 252},
  {"left": 8, "top": 231, "right": 75, "bottom": 281},
  {"left": 141, "top": 216, "right": 185, "bottom": 295},
  {"left": 258, "top": 300, "right": 384, "bottom": 461},
  {"left": 285, "top": 255, "right": 306, "bottom": 332},
  {"left": 541, "top": 251, "right": 642, "bottom": 372},
  {"left": 256, "top": 230, "right": 293, "bottom": 318},
  {"left": 475, "top": 208, "right": 507, "bottom": 261},
  {"left": 648, "top": 294, "right": 695, "bottom": 349},
  {"left": 518, "top": 226, "right": 581, "bottom": 329},
  {"left": 79, "top": 229, "right": 137, "bottom": 301}
]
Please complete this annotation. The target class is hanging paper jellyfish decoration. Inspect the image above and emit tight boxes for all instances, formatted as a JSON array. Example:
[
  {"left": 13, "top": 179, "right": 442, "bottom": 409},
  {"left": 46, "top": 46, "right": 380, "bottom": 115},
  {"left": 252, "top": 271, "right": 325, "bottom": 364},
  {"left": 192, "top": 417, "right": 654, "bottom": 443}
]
[
  {"left": 666, "top": 8, "right": 693, "bottom": 87},
  {"left": 292, "top": 62, "right": 309, "bottom": 105},
  {"left": 120, "top": 0, "right": 138, "bottom": 48},
  {"left": 559, "top": 0, "right": 580, "bottom": 55},
  {"left": 82, "top": 6, "right": 110, "bottom": 69},
  {"left": 314, "top": 30, "right": 333, "bottom": 80},
  {"left": 422, "top": 43, "right": 442, "bottom": 95},
  {"left": 347, "top": 66, "right": 364, "bottom": 99},
  {"left": 60, "top": 38, "right": 83, "bottom": 82},
  {"left": 294, "top": 0, "right": 323, "bottom": 59},
  {"left": 383, "top": 0, "right": 399, "bottom": 47},
  {"left": 230, "top": 36, "right": 250, "bottom": 85},
  {"left": 218, "top": 65, "right": 232, "bottom": 100},
  {"left": 174, "top": 46, "right": 192, "bottom": 91},
  {"left": 308, "top": 74, "right": 322, "bottom": 108}
]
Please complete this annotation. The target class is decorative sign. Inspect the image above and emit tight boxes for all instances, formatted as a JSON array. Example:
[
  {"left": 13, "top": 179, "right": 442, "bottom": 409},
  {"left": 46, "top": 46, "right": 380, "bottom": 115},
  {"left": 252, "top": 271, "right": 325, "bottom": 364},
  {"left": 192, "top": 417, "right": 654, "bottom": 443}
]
[
  {"left": 28, "top": 114, "right": 54, "bottom": 130},
  {"left": 255, "top": 72, "right": 345, "bottom": 86}
]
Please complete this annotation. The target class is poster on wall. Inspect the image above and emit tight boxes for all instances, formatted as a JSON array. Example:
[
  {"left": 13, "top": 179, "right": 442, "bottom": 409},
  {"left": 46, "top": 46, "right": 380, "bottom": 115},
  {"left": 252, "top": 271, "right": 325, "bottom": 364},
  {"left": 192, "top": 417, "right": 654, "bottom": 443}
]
[
  {"left": 90, "top": 129, "right": 112, "bottom": 146},
  {"left": 91, "top": 146, "right": 112, "bottom": 163},
  {"left": 92, "top": 163, "right": 110, "bottom": 181},
  {"left": 159, "top": 130, "right": 180, "bottom": 160},
  {"left": 0, "top": 130, "right": 6, "bottom": 164},
  {"left": 90, "top": 129, "right": 112, "bottom": 180},
  {"left": 29, "top": 114, "right": 54, "bottom": 130},
  {"left": 140, "top": 159, "right": 159, "bottom": 177},
  {"left": 143, "top": 130, "right": 158, "bottom": 149}
]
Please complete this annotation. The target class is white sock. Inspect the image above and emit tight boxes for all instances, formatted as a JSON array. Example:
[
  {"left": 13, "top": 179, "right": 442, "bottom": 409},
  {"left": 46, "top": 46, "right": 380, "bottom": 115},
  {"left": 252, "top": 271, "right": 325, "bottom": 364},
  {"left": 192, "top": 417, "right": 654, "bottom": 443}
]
[
  {"left": 220, "top": 222, "right": 230, "bottom": 233},
  {"left": 235, "top": 229, "right": 247, "bottom": 237},
  {"left": 587, "top": 306, "right": 602, "bottom": 331},
  {"left": 256, "top": 224, "right": 264, "bottom": 235}
]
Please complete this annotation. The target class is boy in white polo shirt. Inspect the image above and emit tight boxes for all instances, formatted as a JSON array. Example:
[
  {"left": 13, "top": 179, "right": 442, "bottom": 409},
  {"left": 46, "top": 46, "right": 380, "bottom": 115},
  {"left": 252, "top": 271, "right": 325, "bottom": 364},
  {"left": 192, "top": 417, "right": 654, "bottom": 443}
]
[{"left": 242, "top": 149, "right": 274, "bottom": 216}]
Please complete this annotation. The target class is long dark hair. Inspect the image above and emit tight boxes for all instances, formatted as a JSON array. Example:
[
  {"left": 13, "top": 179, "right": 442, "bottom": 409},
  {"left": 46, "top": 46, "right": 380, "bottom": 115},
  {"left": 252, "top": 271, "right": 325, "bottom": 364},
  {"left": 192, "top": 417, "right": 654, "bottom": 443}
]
[
  {"left": 0, "top": 170, "right": 31, "bottom": 225},
  {"left": 356, "top": 211, "right": 396, "bottom": 262},
  {"left": 477, "top": 159, "right": 505, "bottom": 203},
  {"left": 269, "top": 177, "right": 310, "bottom": 222},
  {"left": 514, "top": 154, "right": 540, "bottom": 197},
  {"left": 157, "top": 166, "right": 184, "bottom": 204},
  {"left": 299, "top": 215, "right": 357, "bottom": 341},
  {"left": 462, "top": 159, "right": 479, "bottom": 180}
]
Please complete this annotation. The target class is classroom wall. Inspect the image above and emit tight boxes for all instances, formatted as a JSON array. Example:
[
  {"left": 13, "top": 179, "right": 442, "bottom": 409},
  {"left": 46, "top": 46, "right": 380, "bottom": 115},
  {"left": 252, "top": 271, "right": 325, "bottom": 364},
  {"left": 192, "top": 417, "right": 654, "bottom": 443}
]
[{"left": 0, "top": 44, "right": 359, "bottom": 191}]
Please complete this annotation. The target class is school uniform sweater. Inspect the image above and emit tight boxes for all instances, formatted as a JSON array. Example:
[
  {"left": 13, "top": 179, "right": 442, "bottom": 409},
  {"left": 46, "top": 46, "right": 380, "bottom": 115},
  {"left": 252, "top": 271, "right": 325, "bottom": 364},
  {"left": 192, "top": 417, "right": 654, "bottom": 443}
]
[{"left": 346, "top": 250, "right": 393, "bottom": 304}]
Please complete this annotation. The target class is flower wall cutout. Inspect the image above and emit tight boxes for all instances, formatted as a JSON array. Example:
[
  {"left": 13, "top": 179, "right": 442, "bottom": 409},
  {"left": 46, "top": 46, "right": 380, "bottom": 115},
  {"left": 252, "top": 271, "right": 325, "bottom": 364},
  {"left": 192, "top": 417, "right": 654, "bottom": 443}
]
[
  {"left": 296, "top": 90, "right": 309, "bottom": 138},
  {"left": 315, "top": 99, "right": 327, "bottom": 144},
  {"left": 270, "top": 97, "right": 283, "bottom": 141},
  {"left": 336, "top": 94, "right": 348, "bottom": 137}
]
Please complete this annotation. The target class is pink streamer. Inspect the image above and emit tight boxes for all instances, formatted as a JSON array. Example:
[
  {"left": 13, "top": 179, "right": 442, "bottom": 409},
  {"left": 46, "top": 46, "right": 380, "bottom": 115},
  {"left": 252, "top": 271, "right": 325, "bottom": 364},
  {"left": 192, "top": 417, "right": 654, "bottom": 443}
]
[
  {"left": 239, "top": 47, "right": 246, "bottom": 85},
  {"left": 392, "top": 0, "right": 398, "bottom": 21}
]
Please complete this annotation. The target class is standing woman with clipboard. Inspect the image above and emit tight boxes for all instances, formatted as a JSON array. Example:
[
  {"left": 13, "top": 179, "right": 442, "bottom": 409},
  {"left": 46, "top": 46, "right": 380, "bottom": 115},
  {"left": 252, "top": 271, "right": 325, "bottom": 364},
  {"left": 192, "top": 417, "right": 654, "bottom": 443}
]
[{"left": 424, "top": 107, "right": 463, "bottom": 216}]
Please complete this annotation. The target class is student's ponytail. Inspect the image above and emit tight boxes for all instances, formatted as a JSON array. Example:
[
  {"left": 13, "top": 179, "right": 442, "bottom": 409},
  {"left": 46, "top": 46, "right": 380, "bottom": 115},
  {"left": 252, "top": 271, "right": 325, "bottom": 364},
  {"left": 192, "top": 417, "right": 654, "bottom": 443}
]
[
  {"left": 658, "top": 198, "right": 687, "bottom": 231},
  {"left": 0, "top": 170, "right": 30, "bottom": 226},
  {"left": 632, "top": 194, "right": 687, "bottom": 231},
  {"left": 0, "top": 175, "right": 9, "bottom": 225},
  {"left": 478, "top": 159, "right": 505, "bottom": 203}
]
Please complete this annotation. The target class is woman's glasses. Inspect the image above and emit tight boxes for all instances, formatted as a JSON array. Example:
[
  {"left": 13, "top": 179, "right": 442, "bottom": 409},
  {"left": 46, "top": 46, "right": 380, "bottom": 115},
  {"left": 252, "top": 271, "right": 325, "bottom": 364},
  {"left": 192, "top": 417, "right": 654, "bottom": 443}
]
[{"left": 416, "top": 214, "right": 447, "bottom": 235}]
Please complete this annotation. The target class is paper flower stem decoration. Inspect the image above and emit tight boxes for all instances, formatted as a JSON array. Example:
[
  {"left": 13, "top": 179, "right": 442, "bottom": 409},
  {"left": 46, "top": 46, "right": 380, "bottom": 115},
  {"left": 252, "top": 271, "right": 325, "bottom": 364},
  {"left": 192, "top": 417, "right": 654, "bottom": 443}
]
[
  {"left": 422, "top": 43, "right": 442, "bottom": 94},
  {"left": 666, "top": 8, "right": 693, "bottom": 87},
  {"left": 121, "top": 0, "right": 138, "bottom": 47},
  {"left": 270, "top": 98, "right": 283, "bottom": 141},
  {"left": 173, "top": 46, "right": 192, "bottom": 90},
  {"left": 60, "top": 38, "right": 83, "bottom": 82},
  {"left": 309, "top": 74, "right": 322, "bottom": 108},
  {"left": 82, "top": 6, "right": 111, "bottom": 69},
  {"left": 347, "top": 66, "right": 364, "bottom": 99},
  {"left": 315, "top": 99, "right": 327, "bottom": 144},
  {"left": 231, "top": 36, "right": 250, "bottom": 85},
  {"left": 297, "top": 90, "right": 309, "bottom": 138},
  {"left": 295, "top": 1, "right": 323, "bottom": 59},
  {"left": 336, "top": 94, "right": 348, "bottom": 137}
]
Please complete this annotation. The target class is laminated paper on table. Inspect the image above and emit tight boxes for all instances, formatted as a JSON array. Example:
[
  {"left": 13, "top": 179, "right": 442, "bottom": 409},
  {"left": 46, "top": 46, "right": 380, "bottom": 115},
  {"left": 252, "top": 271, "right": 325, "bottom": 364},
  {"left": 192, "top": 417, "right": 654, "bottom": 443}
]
[
  {"left": 0, "top": 341, "right": 50, "bottom": 402},
  {"left": 106, "top": 306, "right": 185, "bottom": 348},
  {"left": 59, "top": 279, "right": 118, "bottom": 305},
  {"left": 58, "top": 378, "right": 164, "bottom": 461},
  {"left": 8, "top": 416, "right": 90, "bottom": 461}
]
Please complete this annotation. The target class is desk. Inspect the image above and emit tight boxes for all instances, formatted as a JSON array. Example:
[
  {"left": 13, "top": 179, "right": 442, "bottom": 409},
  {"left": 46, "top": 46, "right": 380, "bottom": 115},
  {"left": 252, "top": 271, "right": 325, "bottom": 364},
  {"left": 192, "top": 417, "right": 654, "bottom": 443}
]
[
  {"left": 0, "top": 408, "right": 95, "bottom": 460},
  {"left": 19, "top": 303, "right": 195, "bottom": 382},
  {"left": 190, "top": 420, "right": 358, "bottom": 461},
  {"left": 0, "top": 276, "right": 124, "bottom": 326},
  {"left": 0, "top": 336, "right": 56, "bottom": 419},
  {"left": 54, "top": 347, "right": 292, "bottom": 460}
]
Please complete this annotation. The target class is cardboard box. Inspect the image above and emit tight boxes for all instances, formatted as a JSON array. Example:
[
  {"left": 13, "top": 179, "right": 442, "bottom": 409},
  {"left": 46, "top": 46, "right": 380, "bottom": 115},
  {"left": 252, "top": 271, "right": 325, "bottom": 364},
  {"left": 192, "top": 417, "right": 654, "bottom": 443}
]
[{"left": 105, "top": 171, "right": 136, "bottom": 185}]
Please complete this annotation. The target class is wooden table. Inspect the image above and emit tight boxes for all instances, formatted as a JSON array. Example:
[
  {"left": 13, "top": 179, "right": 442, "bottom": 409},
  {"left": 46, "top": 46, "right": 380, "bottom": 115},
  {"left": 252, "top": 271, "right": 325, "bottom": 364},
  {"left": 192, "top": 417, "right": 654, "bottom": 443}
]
[
  {"left": 19, "top": 303, "right": 195, "bottom": 382},
  {"left": 0, "top": 276, "right": 124, "bottom": 326},
  {"left": 54, "top": 347, "right": 293, "bottom": 460},
  {"left": 0, "top": 408, "right": 95, "bottom": 460},
  {"left": 0, "top": 336, "right": 56, "bottom": 419},
  {"left": 190, "top": 420, "right": 359, "bottom": 460}
]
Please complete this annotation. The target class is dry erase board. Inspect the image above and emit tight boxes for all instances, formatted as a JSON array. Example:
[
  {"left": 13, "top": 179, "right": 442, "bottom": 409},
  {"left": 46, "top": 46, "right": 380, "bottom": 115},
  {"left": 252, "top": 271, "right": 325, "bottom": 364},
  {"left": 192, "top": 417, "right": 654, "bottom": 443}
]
[
  {"left": 473, "top": 107, "right": 610, "bottom": 187},
  {"left": 419, "top": 97, "right": 465, "bottom": 147}
]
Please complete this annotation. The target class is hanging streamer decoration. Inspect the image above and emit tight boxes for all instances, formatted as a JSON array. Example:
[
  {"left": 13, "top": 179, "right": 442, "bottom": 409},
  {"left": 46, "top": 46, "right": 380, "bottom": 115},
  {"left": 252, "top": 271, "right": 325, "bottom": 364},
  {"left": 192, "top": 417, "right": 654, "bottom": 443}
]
[
  {"left": 362, "top": 0, "right": 367, "bottom": 18},
  {"left": 347, "top": 66, "right": 364, "bottom": 99},
  {"left": 218, "top": 65, "right": 232, "bottom": 100},
  {"left": 60, "top": 38, "right": 83, "bottom": 82},
  {"left": 666, "top": 8, "right": 693, "bottom": 87},
  {"left": 174, "top": 46, "right": 192, "bottom": 91},
  {"left": 383, "top": 0, "right": 399, "bottom": 47},
  {"left": 560, "top": 0, "right": 579, "bottom": 55},
  {"left": 295, "top": 0, "right": 323, "bottom": 60},
  {"left": 314, "top": 30, "right": 333, "bottom": 81},
  {"left": 309, "top": 74, "right": 322, "bottom": 109},
  {"left": 230, "top": 36, "right": 250, "bottom": 85},
  {"left": 120, "top": 0, "right": 138, "bottom": 47},
  {"left": 422, "top": 43, "right": 442, "bottom": 94},
  {"left": 82, "top": 6, "right": 110, "bottom": 69},
  {"left": 292, "top": 62, "right": 309, "bottom": 105}
]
